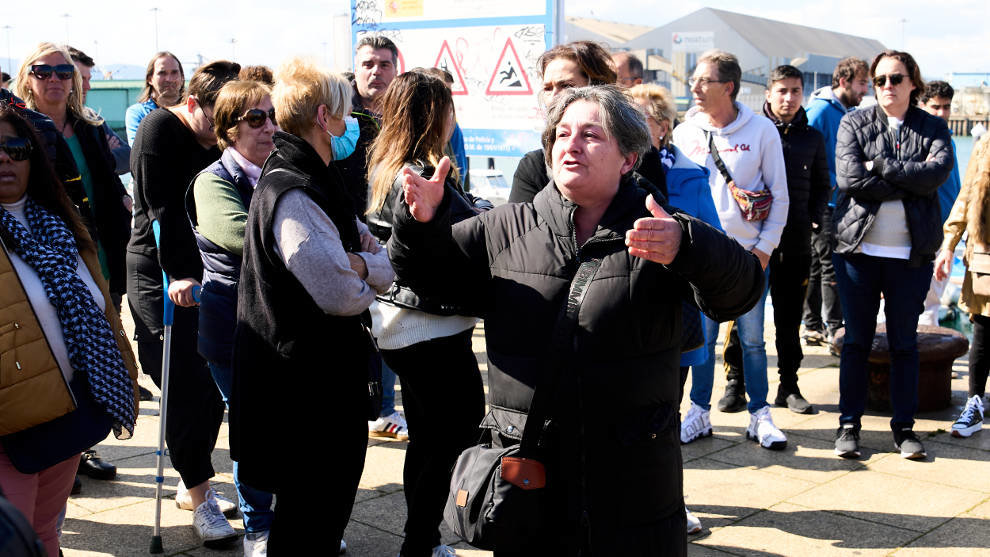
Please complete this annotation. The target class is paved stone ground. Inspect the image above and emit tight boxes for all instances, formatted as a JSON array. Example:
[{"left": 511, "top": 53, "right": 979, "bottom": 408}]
[{"left": 59, "top": 302, "right": 990, "bottom": 556}]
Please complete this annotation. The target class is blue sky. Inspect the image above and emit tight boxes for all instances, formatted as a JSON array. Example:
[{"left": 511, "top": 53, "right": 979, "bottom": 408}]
[{"left": 1, "top": 1, "right": 986, "bottom": 79}]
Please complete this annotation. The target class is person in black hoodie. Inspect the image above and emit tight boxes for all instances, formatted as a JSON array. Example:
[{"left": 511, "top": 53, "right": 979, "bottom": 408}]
[
  {"left": 719, "top": 66, "right": 830, "bottom": 415},
  {"left": 231, "top": 58, "right": 393, "bottom": 555}
]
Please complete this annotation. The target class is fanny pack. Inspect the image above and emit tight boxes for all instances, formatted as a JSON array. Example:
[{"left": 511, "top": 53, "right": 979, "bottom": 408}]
[
  {"left": 708, "top": 132, "right": 772, "bottom": 222},
  {"left": 444, "top": 255, "right": 604, "bottom": 551}
]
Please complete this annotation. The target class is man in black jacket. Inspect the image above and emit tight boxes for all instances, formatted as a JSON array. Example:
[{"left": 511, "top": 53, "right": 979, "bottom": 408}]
[{"left": 720, "top": 66, "right": 830, "bottom": 414}]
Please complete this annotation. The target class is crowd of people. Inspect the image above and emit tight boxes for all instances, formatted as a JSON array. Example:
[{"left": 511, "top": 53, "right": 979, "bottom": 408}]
[{"left": 0, "top": 32, "right": 985, "bottom": 557}]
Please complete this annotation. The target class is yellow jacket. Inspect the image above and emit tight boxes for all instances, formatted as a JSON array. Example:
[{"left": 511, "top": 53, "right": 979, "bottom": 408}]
[{"left": 0, "top": 242, "right": 138, "bottom": 436}]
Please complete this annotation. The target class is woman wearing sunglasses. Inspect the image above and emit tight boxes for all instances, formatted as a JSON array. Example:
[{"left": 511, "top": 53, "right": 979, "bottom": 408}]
[
  {"left": 0, "top": 105, "right": 138, "bottom": 557},
  {"left": 832, "top": 50, "right": 954, "bottom": 460},
  {"left": 185, "top": 79, "right": 278, "bottom": 556},
  {"left": 14, "top": 43, "right": 131, "bottom": 310}
]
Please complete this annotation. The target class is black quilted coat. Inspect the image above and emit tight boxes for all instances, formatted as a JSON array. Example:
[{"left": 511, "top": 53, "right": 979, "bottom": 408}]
[
  {"left": 388, "top": 177, "right": 764, "bottom": 554},
  {"left": 833, "top": 104, "right": 954, "bottom": 266}
]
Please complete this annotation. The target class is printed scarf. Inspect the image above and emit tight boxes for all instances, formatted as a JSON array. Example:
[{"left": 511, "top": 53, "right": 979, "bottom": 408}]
[{"left": 0, "top": 199, "right": 135, "bottom": 439}]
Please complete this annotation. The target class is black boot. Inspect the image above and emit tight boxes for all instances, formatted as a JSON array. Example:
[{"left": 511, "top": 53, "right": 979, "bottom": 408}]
[
  {"left": 775, "top": 374, "right": 813, "bottom": 414},
  {"left": 717, "top": 325, "right": 748, "bottom": 413}
]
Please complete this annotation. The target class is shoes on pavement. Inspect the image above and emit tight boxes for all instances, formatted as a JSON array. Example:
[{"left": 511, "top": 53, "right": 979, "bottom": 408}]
[
  {"left": 746, "top": 406, "right": 787, "bottom": 450},
  {"left": 717, "top": 375, "right": 747, "bottom": 413},
  {"left": 775, "top": 385, "right": 813, "bottom": 414},
  {"left": 801, "top": 326, "right": 826, "bottom": 346},
  {"left": 685, "top": 506, "right": 702, "bottom": 534},
  {"left": 71, "top": 475, "right": 82, "bottom": 495},
  {"left": 139, "top": 385, "right": 155, "bottom": 401},
  {"left": 680, "top": 403, "right": 713, "bottom": 444},
  {"left": 78, "top": 449, "right": 117, "bottom": 480},
  {"left": 175, "top": 481, "right": 239, "bottom": 518},
  {"left": 369, "top": 411, "right": 409, "bottom": 441},
  {"left": 951, "top": 395, "right": 984, "bottom": 438},
  {"left": 192, "top": 492, "right": 238, "bottom": 549},
  {"left": 893, "top": 427, "right": 927, "bottom": 460},
  {"left": 244, "top": 530, "right": 269, "bottom": 557},
  {"left": 834, "top": 423, "right": 861, "bottom": 459},
  {"left": 827, "top": 330, "right": 840, "bottom": 357}
]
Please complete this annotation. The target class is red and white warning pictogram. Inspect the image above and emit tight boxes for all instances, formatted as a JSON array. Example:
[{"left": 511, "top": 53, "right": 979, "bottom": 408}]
[
  {"left": 433, "top": 40, "right": 468, "bottom": 95},
  {"left": 485, "top": 38, "right": 532, "bottom": 96}
]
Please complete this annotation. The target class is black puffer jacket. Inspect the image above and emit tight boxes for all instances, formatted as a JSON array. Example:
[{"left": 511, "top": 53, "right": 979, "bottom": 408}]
[
  {"left": 389, "top": 177, "right": 763, "bottom": 554},
  {"left": 762, "top": 103, "right": 830, "bottom": 256},
  {"left": 833, "top": 104, "right": 953, "bottom": 266}
]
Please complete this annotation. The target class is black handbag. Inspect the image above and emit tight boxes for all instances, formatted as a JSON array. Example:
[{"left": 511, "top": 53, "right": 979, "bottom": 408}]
[{"left": 444, "top": 256, "right": 604, "bottom": 551}]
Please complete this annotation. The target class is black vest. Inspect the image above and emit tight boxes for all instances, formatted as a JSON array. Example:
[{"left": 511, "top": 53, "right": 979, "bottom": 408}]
[
  {"left": 185, "top": 150, "right": 257, "bottom": 366},
  {"left": 229, "top": 132, "right": 368, "bottom": 491}
]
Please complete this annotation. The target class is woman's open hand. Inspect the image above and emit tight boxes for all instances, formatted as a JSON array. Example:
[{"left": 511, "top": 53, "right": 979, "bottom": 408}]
[
  {"left": 626, "top": 195, "right": 682, "bottom": 264},
  {"left": 402, "top": 156, "right": 450, "bottom": 223}
]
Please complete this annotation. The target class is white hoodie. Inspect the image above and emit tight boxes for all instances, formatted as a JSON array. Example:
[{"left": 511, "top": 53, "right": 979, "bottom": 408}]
[{"left": 672, "top": 102, "right": 789, "bottom": 255}]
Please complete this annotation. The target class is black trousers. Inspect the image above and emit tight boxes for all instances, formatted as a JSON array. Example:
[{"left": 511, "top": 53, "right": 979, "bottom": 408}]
[
  {"left": 970, "top": 314, "right": 990, "bottom": 398},
  {"left": 382, "top": 328, "right": 485, "bottom": 557},
  {"left": 125, "top": 251, "right": 225, "bottom": 487},
  {"left": 804, "top": 207, "right": 843, "bottom": 334},
  {"left": 725, "top": 251, "right": 811, "bottom": 384}
]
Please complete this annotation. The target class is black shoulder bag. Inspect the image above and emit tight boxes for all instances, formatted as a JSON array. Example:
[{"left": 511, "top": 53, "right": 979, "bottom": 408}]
[
  {"left": 707, "top": 131, "right": 773, "bottom": 221},
  {"left": 444, "top": 256, "right": 604, "bottom": 551}
]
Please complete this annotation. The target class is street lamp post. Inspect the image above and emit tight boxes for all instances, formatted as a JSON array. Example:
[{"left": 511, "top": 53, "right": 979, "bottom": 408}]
[
  {"left": 2, "top": 25, "right": 11, "bottom": 77},
  {"left": 151, "top": 7, "right": 160, "bottom": 52},
  {"left": 62, "top": 13, "right": 70, "bottom": 44}
]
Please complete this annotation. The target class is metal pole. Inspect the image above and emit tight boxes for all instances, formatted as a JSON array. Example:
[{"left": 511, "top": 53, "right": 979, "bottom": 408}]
[
  {"left": 2, "top": 25, "right": 11, "bottom": 77},
  {"left": 151, "top": 8, "right": 160, "bottom": 52},
  {"left": 62, "top": 13, "right": 70, "bottom": 44},
  {"left": 230, "top": 38, "right": 236, "bottom": 60}
]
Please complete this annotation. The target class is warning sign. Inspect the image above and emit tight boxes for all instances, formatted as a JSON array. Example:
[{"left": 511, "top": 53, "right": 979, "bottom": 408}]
[
  {"left": 485, "top": 38, "right": 532, "bottom": 96},
  {"left": 433, "top": 40, "right": 468, "bottom": 95}
]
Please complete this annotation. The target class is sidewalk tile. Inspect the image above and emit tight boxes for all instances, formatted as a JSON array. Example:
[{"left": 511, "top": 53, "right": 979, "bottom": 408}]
[
  {"left": 894, "top": 516, "right": 990, "bottom": 556},
  {"left": 705, "top": 431, "right": 868, "bottom": 483},
  {"left": 866, "top": 438, "right": 990, "bottom": 492}
]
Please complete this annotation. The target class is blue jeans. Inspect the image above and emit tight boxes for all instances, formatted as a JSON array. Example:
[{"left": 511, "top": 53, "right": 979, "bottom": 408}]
[
  {"left": 208, "top": 362, "right": 275, "bottom": 533},
  {"left": 833, "top": 254, "right": 932, "bottom": 428},
  {"left": 380, "top": 358, "right": 398, "bottom": 417},
  {"left": 691, "top": 266, "right": 771, "bottom": 413}
]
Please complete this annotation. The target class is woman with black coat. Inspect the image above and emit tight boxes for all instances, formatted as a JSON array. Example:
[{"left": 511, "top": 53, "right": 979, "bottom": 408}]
[
  {"left": 391, "top": 85, "right": 763, "bottom": 556},
  {"left": 832, "top": 50, "right": 954, "bottom": 460}
]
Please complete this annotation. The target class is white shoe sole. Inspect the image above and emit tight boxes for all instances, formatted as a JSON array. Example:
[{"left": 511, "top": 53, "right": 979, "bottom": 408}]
[
  {"left": 951, "top": 422, "right": 982, "bottom": 438},
  {"left": 680, "top": 427, "right": 712, "bottom": 445},
  {"left": 746, "top": 430, "right": 786, "bottom": 450},
  {"left": 833, "top": 447, "right": 861, "bottom": 459}
]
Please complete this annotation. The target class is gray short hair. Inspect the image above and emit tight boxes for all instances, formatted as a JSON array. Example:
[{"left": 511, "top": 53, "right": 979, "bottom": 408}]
[
  {"left": 698, "top": 49, "right": 741, "bottom": 101},
  {"left": 543, "top": 85, "right": 651, "bottom": 174}
]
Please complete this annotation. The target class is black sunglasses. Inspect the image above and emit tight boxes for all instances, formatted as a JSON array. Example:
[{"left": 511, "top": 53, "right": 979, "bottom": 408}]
[
  {"left": 873, "top": 73, "right": 905, "bottom": 88},
  {"left": 0, "top": 136, "right": 33, "bottom": 161},
  {"left": 30, "top": 64, "right": 76, "bottom": 81},
  {"left": 237, "top": 108, "right": 277, "bottom": 128}
]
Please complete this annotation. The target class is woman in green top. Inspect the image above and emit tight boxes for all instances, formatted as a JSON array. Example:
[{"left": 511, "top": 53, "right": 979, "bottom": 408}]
[
  {"left": 14, "top": 42, "right": 132, "bottom": 309},
  {"left": 184, "top": 79, "right": 279, "bottom": 556}
]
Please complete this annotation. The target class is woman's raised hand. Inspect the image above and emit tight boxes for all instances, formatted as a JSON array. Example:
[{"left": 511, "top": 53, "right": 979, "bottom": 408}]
[
  {"left": 626, "top": 195, "right": 682, "bottom": 264},
  {"left": 402, "top": 156, "right": 450, "bottom": 223}
]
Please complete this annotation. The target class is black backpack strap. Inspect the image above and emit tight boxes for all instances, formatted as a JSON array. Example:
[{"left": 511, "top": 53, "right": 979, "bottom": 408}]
[
  {"left": 519, "top": 256, "right": 605, "bottom": 454},
  {"left": 706, "top": 131, "right": 735, "bottom": 185}
]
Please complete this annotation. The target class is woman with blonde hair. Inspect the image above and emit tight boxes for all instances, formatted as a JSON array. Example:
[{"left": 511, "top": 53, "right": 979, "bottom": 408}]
[
  {"left": 365, "top": 70, "right": 490, "bottom": 557},
  {"left": 15, "top": 42, "right": 131, "bottom": 308},
  {"left": 231, "top": 58, "right": 393, "bottom": 554},
  {"left": 935, "top": 136, "right": 990, "bottom": 438}
]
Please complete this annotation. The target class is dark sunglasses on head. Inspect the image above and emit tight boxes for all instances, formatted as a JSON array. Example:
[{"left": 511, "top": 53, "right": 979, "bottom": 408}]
[
  {"left": 873, "top": 73, "right": 905, "bottom": 88},
  {"left": 30, "top": 64, "right": 76, "bottom": 81},
  {"left": 238, "top": 108, "right": 277, "bottom": 128},
  {"left": 0, "top": 136, "right": 33, "bottom": 161}
]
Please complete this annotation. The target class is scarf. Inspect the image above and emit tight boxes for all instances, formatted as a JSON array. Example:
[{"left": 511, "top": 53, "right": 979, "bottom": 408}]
[
  {"left": 0, "top": 198, "right": 135, "bottom": 439},
  {"left": 658, "top": 146, "right": 676, "bottom": 172}
]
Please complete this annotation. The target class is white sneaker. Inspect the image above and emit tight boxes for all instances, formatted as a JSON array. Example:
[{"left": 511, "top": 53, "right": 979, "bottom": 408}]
[
  {"left": 192, "top": 492, "right": 238, "bottom": 548},
  {"left": 685, "top": 506, "right": 702, "bottom": 534},
  {"left": 175, "top": 480, "right": 239, "bottom": 517},
  {"left": 680, "top": 403, "right": 713, "bottom": 444},
  {"left": 369, "top": 410, "right": 409, "bottom": 441},
  {"left": 746, "top": 406, "right": 787, "bottom": 450},
  {"left": 244, "top": 530, "right": 269, "bottom": 557},
  {"left": 951, "top": 395, "right": 984, "bottom": 438},
  {"left": 432, "top": 544, "right": 457, "bottom": 556}
]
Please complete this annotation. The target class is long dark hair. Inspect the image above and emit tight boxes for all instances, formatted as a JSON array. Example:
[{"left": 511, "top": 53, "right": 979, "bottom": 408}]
[{"left": 0, "top": 104, "right": 94, "bottom": 252}]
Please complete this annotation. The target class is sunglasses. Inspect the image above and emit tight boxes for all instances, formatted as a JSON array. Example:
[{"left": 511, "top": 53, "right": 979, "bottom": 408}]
[
  {"left": 873, "top": 73, "right": 905, "bottom": 88},
  {"left": 30, "top": 64, "right": 76, "bottom": 81},
  {"left": 0, "top": 136, "right": 33, "bottom": 161},
  {"left": 238, "top": 108, "right": 277, "bottom": 128}
]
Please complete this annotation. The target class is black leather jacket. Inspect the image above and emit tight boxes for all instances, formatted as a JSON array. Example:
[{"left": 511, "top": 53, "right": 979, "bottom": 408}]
[{"left": 833, "top": 104, "right": 954, "bottom": 266}]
